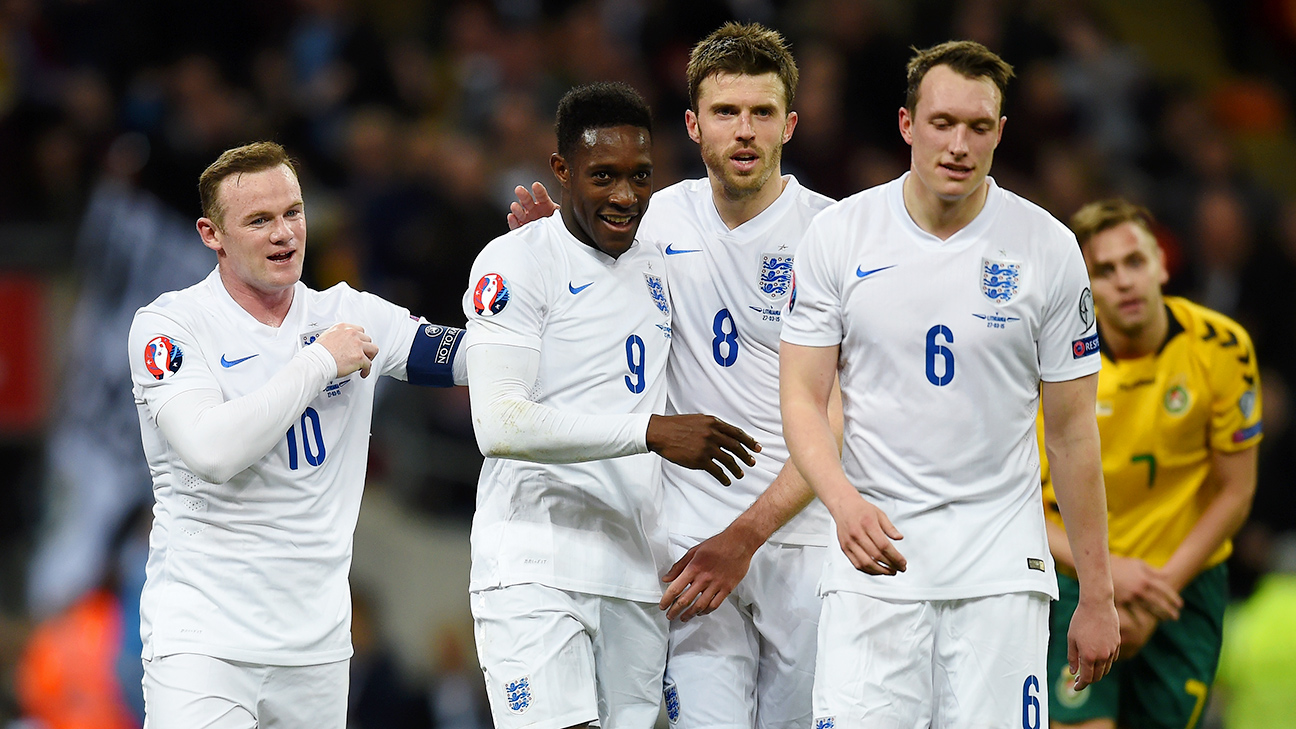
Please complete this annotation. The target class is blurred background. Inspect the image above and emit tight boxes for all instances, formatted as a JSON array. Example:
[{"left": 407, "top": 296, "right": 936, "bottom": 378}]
[{"left": 0, "top": 0, "right": 1294, "bottom": 726}]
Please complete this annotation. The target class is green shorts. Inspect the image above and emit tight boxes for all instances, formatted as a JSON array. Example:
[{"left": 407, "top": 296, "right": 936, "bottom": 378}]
[{"left": 1047, "top": 563, "right": 1226, "bottom": 729}]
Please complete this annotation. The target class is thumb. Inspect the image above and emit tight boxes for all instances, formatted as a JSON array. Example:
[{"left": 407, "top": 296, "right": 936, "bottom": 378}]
[{"left": 879, "top": 511, "right": 904, "bottom": 540}]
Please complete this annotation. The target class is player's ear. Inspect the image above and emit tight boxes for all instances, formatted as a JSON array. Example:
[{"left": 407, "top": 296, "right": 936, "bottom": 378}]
[
  {"left": 685, "top": 109, "right": 701, "bottom": 144},
  {"left": 898, "top": 106, "right": 914, "bottom": 145},
  {"left": 196, "top": 217, "right": 223, "bottom": 253},
  {"left": 550, "top": 152, "right": 571, "bottom": 188},
  {"left": 782, "top": 110, "right": 798, "bottom": 144}
]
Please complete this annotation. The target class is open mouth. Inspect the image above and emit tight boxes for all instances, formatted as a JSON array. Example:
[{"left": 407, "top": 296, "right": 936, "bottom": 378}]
[
  {"left": 599, "top": 212, "right": 635, "bottom": 230},
  {"left": 731, "top": 150, "right": 760, "bottom": 173},
  {"left": 268, "top": 250, "right": 296, "bottom": 263}
]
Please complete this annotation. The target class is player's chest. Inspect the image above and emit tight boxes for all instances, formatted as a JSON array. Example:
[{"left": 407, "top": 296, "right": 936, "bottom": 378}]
[
  {"left": 664, "top": 238, "right": 795, "bottom": 340},
  {"left": 1097, "top": 354, "right": 1211, "bottom": 454},
  {"left": 201, "top": 317, "right": 362, "bottom": 405},
  {"left": 842, "top": 244, "right": 1041, "bottom": 353}
]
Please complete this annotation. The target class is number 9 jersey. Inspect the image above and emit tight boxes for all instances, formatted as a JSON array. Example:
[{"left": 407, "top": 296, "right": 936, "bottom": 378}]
[{"left": 781, "top": 174, "right": 1100, "bottom": 601}]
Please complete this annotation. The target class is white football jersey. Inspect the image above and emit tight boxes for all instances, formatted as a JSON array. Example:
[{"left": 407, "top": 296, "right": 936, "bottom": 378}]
[
  {"left": 639, "top": 176, "right": 834, "bottom": 545},
  {"left": 463, "top": 215, "right": 673, "bottom": 603},
  {"left": 129, "top": 268, "right": 423, "bottom": 665},
  {"left": 782, "top": 174, "right": 1101, "bottom": 600}
]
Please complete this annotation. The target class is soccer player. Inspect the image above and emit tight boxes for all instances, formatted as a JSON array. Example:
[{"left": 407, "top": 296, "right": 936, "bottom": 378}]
[
  {"left": 1041, "top": 199, "right": 1261, "bottom": 729},
  {"left": 508, "top": 24, "right": 837, "bottom": 729},
  {"left": 128, "top": 141, "right": 466, "bottom": 728},
  {"left": 464, "top": 82, "right": 761, "bottom": 729},
  {"left": 779, "top": 40, "right": 1120, "bottom": 728}
]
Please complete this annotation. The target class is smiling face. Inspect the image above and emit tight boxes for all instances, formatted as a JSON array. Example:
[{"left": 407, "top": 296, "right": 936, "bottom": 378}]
[
  {"left": 1083, "top": 220, "right": 1169, "bottom": 336},
  {"left": 552, "top": 124, "right": 653, "bottom": 258},
  {"left": 900, "top": 64, "right": 1004, "bottom": 205},
  {"left": 686, "top": 71, "right": 796, "bottom": 201},
  {"left": 197, "top": 164, "right": 306, "bottom": 298}
]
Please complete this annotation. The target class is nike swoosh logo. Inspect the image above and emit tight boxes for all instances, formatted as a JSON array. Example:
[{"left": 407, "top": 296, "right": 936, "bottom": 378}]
[
  {"left": 220, "top": 353, "right": 259, "bottom": 368},
  {"left": 569, "top": 282, "right": 593, "bottom": 294},
  {"left": 856, "top": 265, "right": 897, "bottom": 279},
  {"left": 665, "top": 244, "right": 701, "bottom": 255}
]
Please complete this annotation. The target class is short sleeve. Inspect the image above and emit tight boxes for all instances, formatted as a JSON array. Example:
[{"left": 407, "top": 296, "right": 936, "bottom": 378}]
[
  {"left": 780, "top": 213, "right": 843, "bottom": 347},
  {"left": 462, "top": 235, "right": 547, "bottom": 351},
  {"left": 1207, "top": 321, "right": 1263, "bottom": 452},
  {"left": 1038, "top": 233, "right": 1102, "bottom": 382},
  {"left": 128, "top": 309, "right": 218, "bottom": 417},
  {"left": 350, "top": 288, "right": 422, "bottom": 380}
]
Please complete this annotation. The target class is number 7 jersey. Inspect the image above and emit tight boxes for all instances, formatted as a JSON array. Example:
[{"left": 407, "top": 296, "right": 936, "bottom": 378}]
[{"left": 782, "top": 174, "right": 1100, "bottom": 600}]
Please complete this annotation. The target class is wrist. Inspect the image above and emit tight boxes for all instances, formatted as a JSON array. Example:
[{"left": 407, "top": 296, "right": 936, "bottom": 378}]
[{"left": 725, "top": 516, "right": 771, "bottom": 554}]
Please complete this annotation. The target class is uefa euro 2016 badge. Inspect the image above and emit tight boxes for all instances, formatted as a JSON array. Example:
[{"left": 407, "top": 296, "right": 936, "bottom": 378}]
[
  {"left": 504, "top": 676, "right": 531, "bottom": 714},
  {"left": 814, "top": 717, "right": 836, "bottom": 729},
  {"left": 473, "top": 273, "right": 510, "bottom": 316},
  {"left": 981, "top": 258, "right": 1021, "bottom": 304},
  {"left": 644, "top": 273, "right": 669, "bottom": 315},
  {"left": 663, "top": 679, "right": 681, "bottom": 724},
  {"left": 759, "top": 253, "right": 794, "bottom": 299},
  {"left": 144, "top": 336, "right": 183, "bottom": 380}
]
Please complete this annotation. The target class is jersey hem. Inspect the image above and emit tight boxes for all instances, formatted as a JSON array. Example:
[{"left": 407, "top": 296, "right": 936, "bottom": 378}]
[
  {"left": 818, "top": 580, "right": 1059, "bottom": 602},
  {"left": 146, "top": 640, "right": 353, "bottom": 667},
  {"left": 469, "top": 576, "right": 663, "bottom": 604}
]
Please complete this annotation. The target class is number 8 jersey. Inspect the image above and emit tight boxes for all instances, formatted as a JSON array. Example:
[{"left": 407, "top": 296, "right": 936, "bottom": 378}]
[{"left": 782, "top": 174, "right": 1100, "bottom": 601}]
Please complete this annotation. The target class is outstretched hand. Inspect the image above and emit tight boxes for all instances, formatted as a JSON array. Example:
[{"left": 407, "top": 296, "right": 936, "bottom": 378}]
[
  {"left": 646, "top": 414, "right": 760, "bottom": 486},
  {"left": 507, "top": 182, "right": 559, "bottom": 230},
  {"left": 659, "top": 527, "right": 761, "bottom": 621}
]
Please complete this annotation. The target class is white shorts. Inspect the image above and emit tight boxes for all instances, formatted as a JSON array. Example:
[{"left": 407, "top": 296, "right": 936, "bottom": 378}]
[
  {"left": 663, "top": 535, "right": 824, "bottom": 729},
  {"left": 813, "top": 590, "right": 1049, "bottom": 729},
  {"left": 142, "top": 652, "right": 349, "bottom": 729},
  {"left": 471, "top": 583, "right": 668, "bottom": 729}
]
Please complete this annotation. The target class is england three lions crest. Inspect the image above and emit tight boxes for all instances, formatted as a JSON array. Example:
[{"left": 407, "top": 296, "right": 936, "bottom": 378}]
[
  {"left": 981, "top": 258, "right": 1021, "bottom": 304},
  {"left": 760, "top": 254, "right": 794, "bottom": 299},
  {"left": 644, "top": 273, "right": 670, "bottom": 315}
]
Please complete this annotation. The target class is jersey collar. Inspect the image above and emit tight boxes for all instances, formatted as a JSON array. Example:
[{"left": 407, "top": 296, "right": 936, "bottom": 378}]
[
  {"left": 888, "top": 172, "right": 1005, "bottom": 251},
  {"left": 698, "top": 174, "right": 802, "bottom": 243}
]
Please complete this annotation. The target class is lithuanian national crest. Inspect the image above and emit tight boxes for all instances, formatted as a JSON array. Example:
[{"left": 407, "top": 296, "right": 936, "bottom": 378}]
[
  {"left": 644, "top": 273, "right": 669, "bottom": 314},
  {"left": 981, "top": 258, "right": 1020, "bottom": 304},
  {"left": 760, "top": 254, "right": 794, "bottom": 299}
]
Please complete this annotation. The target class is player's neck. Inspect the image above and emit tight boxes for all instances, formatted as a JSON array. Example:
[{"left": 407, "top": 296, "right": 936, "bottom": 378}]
[
  {"left": 902, "top": 173, "right": 989, "bottom": 240},
  {"left": 709, "top": 171, "right": 787, "bottom": 230},
  {"left": 218, "top": 267, "right": 295, "bottom": 327},
  {"left": 1103, "top": 299, "right": 1169, "bottom": 359}
]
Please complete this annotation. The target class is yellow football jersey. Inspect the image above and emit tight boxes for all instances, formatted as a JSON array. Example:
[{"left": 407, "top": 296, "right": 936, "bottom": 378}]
[{"left": 1041, "top": 296, "right": 1262, "bottom": 571}]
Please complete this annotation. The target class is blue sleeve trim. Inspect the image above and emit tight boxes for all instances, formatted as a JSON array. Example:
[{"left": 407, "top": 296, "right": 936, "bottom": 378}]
[{"left": 406, "top": 324, "right": 464, "bottom": 387}]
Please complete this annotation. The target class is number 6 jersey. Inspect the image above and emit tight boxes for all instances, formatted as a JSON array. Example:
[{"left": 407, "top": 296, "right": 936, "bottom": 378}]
[
  {"left": 129, "top": 267, "right": 423, "bottom": 665},
  {"left": 781, "top": 174, "right": 1100, "bottom": 601}
]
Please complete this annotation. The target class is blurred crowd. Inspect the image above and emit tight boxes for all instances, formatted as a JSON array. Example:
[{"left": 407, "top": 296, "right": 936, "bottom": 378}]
[{"left": 2, "top": 0, "right": 1296, "bottom": 726}]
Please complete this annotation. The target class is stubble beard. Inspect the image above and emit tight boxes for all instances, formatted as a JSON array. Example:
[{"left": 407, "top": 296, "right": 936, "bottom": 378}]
[{"left": 702, "top": 137, "right": 784, "bottom": 202}]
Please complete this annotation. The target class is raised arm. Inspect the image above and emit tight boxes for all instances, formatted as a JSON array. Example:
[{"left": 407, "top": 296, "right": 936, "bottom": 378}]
[{"left": 1041, "top": 373, "right": 1120, "bottom": 689}]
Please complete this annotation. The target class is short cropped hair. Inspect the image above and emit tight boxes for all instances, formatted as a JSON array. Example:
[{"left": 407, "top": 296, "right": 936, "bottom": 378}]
[
  {"left": 905, "top": 40, "right": 1015, "bottom": 115},
  {"left": 199, "top": 141, "right": 298, "bottom": 228},
  {"left": 1070, "top": 198, "right": 1158, "bottom": 249},
  {"left": 555, "top": 82, "right": 652, "bottom": 159},
  {"left": 686, "top": 22, "right": 799, "bottom": 111}
]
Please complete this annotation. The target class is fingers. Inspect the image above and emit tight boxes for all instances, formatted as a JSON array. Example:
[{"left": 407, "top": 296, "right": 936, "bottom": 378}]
[
  {"left": 513, "top": 184, "right": 535, "bottom": 208},
  {"left": 661, "top": 547, "right": 696, "bottom": 584},
  {"left": 713, "top": 420, "right": 761, "bottom": 462},
  {"left": 876, "top": 510, "right": 905, "bottom": 542},
  {"left": 665, "top": 580, "right": 704, "bottom": 621},
  {"left": 532, "top": 181, "right": 553, "bottom": 206},
  {"left": 713, "top": 450, "right": 744, "bottom": 482},
  {"left": 703, "top": 461, "right": 731, "bottom": 487},
  {"left": 679, "top": 584, "right": 720, "bottom": 622}
]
